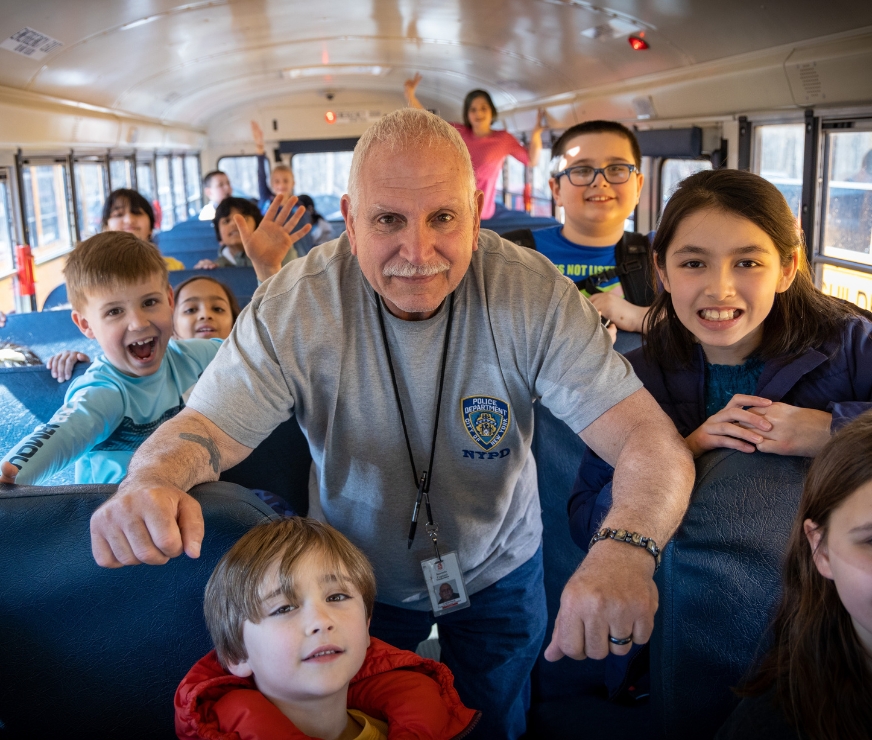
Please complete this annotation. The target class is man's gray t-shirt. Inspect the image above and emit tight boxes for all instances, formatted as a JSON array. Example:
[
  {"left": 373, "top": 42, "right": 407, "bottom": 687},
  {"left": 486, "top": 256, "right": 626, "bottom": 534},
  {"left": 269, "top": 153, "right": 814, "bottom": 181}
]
[{"left": 187, "top": 230, "right": 642, "bottom": 609}]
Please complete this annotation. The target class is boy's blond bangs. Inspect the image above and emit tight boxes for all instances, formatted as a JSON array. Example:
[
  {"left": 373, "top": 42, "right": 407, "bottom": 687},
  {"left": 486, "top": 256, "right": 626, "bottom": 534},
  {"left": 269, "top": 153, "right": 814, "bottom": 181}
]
[
  {"left": 204, "top": 518, "right": 377, "bottom": 668},
  {"left": 64, "top": 232, "right": 169, "bottom": 311}
]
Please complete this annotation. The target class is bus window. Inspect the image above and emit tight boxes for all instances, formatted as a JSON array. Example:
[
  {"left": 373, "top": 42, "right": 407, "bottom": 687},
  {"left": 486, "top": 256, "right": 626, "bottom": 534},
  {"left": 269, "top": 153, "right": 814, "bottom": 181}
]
[
  {"left": 754, "top": 123, "right": 804, "bottom": 218},
  {"left": 155, "top": 155, "right": 174, "bottom": 231},
  {"left": 661, "top": 158, "right": 712, "bottom": 211},
  {"left": 184, "top": 155, "right": 202, "bottom": 217},
  {"left": 217, "top": 155, "right": 261, "bottom": 201},
  {"left": 21, "top": 161, "right": 74, "bottom": 262},
  {"left": 819, "top": 263, "right": 872, "bottom": 312},
  {"left": 292, "top": 151, "right": 354, "bottom": 219},
  {"left": 0, "top": 172, "right": 15, "bottom": 276},
  {"left": 109, "top": 158, "right": 134, "bottom": 190},
  {"left": 73, "top": 159, "right": 108, "bottom": 240},
  {"left": 172, "top": 156, "right": 187, "bottom": 224},
  {"left": 530, "top": 148, "right": 553, "bottom": 218},
  {"left": 136, "top": 161, "right": 155, "bottom": 202},
  {"left": 820, "top": 128, "right": 872, "bottom": 263}
]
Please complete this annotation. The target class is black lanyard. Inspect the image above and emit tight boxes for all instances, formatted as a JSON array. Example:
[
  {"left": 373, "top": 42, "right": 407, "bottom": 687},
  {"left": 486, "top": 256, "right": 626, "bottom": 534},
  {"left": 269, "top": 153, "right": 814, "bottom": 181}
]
[{"left": 376, "top": 292, "right": 455, "bottom": 555}]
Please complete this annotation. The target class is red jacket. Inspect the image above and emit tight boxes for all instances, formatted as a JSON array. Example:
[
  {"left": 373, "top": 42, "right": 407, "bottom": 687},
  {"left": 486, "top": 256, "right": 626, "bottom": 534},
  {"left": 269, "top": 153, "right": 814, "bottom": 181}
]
[{"left": 175, "top": 638, "right": 480, "bottom": 740}]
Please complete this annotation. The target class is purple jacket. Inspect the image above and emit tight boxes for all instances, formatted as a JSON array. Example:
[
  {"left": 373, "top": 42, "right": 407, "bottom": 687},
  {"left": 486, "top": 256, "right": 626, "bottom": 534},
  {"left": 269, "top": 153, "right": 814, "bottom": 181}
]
[{"left": 568, "top": 315, "right": 872, "bottom": 549}]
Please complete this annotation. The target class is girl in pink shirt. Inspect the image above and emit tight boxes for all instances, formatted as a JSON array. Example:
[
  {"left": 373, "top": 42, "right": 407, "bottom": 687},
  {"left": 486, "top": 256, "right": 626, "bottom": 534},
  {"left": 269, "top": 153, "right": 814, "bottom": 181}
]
[{"left": 405, "top": 74, "right": 545, "bottom": 219}]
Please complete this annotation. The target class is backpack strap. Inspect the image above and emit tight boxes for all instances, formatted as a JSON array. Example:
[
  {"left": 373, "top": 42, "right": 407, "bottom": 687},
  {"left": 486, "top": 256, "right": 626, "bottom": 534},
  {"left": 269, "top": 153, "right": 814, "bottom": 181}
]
[{"left": 500, "top": 228, "right": 537, "bottom": 250}]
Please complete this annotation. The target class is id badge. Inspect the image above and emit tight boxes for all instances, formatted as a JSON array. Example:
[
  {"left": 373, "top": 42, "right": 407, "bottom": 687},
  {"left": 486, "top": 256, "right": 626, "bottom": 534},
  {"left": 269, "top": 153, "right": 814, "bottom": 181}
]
[{"left": 421, "top": 551, "right": 470, "bottom": 615}]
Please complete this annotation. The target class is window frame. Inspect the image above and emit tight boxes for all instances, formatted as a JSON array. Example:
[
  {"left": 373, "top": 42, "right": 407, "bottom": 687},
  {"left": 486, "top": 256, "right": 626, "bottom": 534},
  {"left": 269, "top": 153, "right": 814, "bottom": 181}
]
[
  {"left": 72, "top": 153, "right": 111, "bottom": 241},
  {"left": 16, "top": 153, "right": 77, "bottom": 265},
  {"left": 0, "top": 167, "right": 19, "bottom": 280}
]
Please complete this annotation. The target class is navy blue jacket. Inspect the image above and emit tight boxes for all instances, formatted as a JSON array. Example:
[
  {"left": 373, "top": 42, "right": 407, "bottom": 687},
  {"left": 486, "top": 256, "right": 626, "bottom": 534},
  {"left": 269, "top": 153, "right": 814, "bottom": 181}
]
[{"left": 568, "top": 315, "right": 872, "bottom": 550}]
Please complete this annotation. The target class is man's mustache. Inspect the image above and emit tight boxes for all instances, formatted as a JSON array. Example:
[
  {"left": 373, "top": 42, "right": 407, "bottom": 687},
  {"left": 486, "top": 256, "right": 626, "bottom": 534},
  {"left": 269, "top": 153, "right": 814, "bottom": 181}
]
[{"left": 382, "top": 259, "right": 450, "bottom": 278}]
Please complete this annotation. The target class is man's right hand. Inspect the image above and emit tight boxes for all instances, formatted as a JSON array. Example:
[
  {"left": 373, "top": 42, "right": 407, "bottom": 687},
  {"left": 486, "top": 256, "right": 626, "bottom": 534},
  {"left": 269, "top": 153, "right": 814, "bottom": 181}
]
[{"left": 90, "top": 480, "right": 205, "bottom": 568}]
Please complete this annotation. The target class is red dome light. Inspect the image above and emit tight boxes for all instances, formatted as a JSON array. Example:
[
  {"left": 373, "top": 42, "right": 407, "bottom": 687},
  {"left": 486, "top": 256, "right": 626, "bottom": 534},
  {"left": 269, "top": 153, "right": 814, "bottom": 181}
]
[
  {"left": 628, "top": 36, "right": 649, "bottom": 50},
  {"left": 325, "top": 110, "right": 336, "bottom": 123}
]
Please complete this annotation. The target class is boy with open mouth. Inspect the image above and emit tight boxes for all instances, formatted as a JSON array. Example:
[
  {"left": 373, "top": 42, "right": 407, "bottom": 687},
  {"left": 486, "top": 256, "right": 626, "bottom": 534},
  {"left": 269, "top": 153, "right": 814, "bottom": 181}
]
[{"left": 0, "top": 232, "right": 222, "bottom": 485}]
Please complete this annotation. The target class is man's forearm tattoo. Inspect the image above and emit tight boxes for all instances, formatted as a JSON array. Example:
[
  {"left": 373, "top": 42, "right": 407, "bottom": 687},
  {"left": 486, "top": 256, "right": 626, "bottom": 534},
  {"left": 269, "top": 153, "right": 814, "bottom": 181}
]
[{"left": 179, "top": 433, "right": 221, "bottom": 473}]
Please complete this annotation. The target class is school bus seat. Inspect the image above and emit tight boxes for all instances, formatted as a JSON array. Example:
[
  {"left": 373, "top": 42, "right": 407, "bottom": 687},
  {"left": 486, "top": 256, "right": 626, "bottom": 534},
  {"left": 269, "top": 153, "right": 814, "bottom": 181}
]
[
  {"left": 153, "top": 218, "right": 220, "bottom": 255},
  {"left": 0, "top": 310, "right": 99, "bottom": 361},
  {"left": 0, "top": 358, "right": 312, "bottom": 511},
  {"left": 651, "top": 448, "right": 809, "bottom": 739},
  {"left": 39, "top": 267, "right": 260, "bottom": 313},
  {"left": 0, "top": 481, "right": 278, "bottom": 740}
]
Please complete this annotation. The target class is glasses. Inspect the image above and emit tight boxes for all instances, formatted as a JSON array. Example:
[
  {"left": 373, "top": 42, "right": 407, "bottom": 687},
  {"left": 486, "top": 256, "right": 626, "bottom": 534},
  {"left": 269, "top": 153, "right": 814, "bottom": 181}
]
[{"left": 553, "top": 164, "right": 637, "bottom": 186}]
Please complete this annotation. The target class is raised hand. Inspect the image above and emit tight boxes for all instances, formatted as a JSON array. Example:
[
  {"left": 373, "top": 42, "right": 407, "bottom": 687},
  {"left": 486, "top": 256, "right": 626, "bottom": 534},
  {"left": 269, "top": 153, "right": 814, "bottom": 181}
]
[
  {"left": 236, "top": 194, "right": 312, "bottom": 281},
  {"left": 685, "top": 394, "right": 774, "bottom": 457},
  {"left": 46, "top": 350, "right": 91, "bottom": 382},
  {"left": 533, "top": 108, "right": 547, "bottom": 135},
  {"left": 404, "top": 73, "right": 424, "bottom": 109},
  {"left": 251, "top": 120, "right": 265, "bottom": 154}
]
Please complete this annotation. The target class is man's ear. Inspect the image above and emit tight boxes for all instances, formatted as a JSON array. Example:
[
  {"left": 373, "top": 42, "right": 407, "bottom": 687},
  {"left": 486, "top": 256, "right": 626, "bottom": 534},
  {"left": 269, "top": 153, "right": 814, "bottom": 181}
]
[
  {"left": 804, "top": 518, "right": 833, "bottom": 580},
  {"left": 470, "top": 190, "right": 484, "bottom": 252},
  {"left": 226, "top": 659, "right": 254, "bottom": 678},
  {"left": 653, "top": 254, "right": 670, "bottom": 292},
  {"left": 777, "top": 249, "right": 800, "bottom": 294},
  {"left": 341, "top": 195, "right": 357, "bottom": 255},
  {"left": 71, "top": 309, "right": 95, "bottom": 339}
]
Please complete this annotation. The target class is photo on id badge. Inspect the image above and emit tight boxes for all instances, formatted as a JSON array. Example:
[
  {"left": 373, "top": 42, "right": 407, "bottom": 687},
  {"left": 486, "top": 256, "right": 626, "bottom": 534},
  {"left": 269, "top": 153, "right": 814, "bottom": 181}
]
[{"left": 422, "top": 551, "right": 470, "bottom": 615}]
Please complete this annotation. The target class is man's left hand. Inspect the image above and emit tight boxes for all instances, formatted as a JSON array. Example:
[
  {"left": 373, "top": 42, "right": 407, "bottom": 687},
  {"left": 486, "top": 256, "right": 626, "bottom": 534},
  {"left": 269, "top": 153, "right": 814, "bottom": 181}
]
[{"left": 544, "top": 539, "right": 658, "bottom": 661}]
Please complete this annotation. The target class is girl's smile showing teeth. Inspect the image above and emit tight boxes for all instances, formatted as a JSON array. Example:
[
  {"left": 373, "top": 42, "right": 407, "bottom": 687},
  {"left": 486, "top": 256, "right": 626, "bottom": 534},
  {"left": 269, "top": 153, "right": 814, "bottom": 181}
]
[{"left": 699, "top": 308, "right": 742, "bottom": 321}]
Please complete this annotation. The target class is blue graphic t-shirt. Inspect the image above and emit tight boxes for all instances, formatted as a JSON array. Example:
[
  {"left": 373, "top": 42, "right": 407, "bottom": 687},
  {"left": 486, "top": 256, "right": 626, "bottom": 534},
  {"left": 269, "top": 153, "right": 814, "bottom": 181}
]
[
  {"left": 532, "top": 225, "right": 623, "bottom": 297},
  {"left": 2, "top": 338, "right": 221, "bottom": 485}
]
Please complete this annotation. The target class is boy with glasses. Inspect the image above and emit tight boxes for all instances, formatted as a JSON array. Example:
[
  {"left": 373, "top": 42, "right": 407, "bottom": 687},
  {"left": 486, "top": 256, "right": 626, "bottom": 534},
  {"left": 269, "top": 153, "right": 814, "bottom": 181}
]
[{"left": 505, "top": 121, "right": 653, "bottom": 334}]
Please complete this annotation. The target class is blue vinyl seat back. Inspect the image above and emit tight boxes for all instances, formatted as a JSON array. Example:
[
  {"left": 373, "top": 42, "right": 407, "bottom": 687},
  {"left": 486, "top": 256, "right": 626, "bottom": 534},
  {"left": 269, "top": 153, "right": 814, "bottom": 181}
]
[
  {"left": 0, "top": 481, "right": 278, "bottom": 739},
  {"left": 0, "top": 364, "right": 90, "bottom": 485},
  {"left": 39, "top": 267, "right": 259, "bottom": 313},
  {"left": 0, "top": 310, "right": 98, "bottom": 358},
  {"left": 651, "top": 449, "right": 809, "bottom": 739},
  {"left": 153, "top": 218, "right": 220, "bottom": 255},
  {"left": 481, "top": 215, "right": 559, "bottom": 235}
]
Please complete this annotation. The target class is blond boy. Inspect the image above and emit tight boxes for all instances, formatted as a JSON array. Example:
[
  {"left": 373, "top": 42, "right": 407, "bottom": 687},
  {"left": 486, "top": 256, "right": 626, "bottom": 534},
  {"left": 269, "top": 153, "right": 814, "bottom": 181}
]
[{"left": 0, "top": 233, "right": 221, "bottom": 485}]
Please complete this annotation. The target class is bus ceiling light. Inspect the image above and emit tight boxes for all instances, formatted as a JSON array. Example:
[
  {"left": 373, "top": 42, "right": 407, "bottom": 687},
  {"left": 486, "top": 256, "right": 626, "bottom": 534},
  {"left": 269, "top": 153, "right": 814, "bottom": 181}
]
[
  {"left": 629, "top": 35, "right": 650, "bottom": 50},
  {"left": 284, "top": 65, "right": 391, "bottom": 79},
  {"left": 325, "top": 110, "right": 336, "bottom": 124}
]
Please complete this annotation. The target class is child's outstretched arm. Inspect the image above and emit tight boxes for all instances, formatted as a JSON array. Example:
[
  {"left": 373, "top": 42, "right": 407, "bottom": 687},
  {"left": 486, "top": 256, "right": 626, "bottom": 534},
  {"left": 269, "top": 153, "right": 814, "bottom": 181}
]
[
  {"left": 589, "top": 292, "right": 649, "bottom": 334},
  {"left": 685, "top": 394, "right": 774, "bottom": 458},
  {"left": 1, "top": 385, "right": 124, "bottom": 485},
  {"left": 251, "top": 120, "right": 273, "bottom": 207},
  {"left": 46, "top": 350, "right": 91, "bottom": 383}
]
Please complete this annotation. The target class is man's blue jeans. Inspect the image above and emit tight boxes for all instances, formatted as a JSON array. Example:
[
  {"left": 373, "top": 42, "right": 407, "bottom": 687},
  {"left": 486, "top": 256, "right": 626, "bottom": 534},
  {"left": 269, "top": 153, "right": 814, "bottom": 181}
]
[{"left": 370, "top": 545, "right": 547, "bottom": 740}]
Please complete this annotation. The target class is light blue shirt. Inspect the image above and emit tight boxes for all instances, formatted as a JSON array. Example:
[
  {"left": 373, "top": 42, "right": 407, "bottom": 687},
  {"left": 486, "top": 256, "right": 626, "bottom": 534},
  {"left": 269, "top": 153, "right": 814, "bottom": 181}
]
[{"left": 3, "top": 338, "right": 221, "bottom": 485}]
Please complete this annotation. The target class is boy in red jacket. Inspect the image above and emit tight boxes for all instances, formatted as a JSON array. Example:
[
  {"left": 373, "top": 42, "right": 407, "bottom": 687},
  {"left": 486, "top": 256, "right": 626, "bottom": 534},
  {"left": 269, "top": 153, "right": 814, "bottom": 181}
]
[{"left": 175, "top": 517, "right": 479, "bottom": 740}]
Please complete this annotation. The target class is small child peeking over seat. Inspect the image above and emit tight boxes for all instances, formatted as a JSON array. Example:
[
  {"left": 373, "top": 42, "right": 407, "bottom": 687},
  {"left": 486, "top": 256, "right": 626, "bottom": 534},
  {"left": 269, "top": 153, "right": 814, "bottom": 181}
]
[{"left": 175, "top": 518, "right": 478, "bottom": 740}]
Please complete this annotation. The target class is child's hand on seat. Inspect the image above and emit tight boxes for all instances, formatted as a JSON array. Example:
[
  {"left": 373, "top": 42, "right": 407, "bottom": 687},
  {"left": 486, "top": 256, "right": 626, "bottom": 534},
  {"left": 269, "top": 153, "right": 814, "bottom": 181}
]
[
  {"left": 589, "top": 292, "right": 648, "bottom": 333},
  {"left": 193, "top": 259, "right": 217, "bottom": 269},
  {"left": 46, "top": 350, "right": 91, "bottom": 382},
  {"left": 1, "top": 461, "right": 19, "bottom": 485},
  {"left": 745, "top": 403, "right": 832, "bottom": 457},
  {"left": 685, "top": 394, "right": 773, "bottom": 457}
]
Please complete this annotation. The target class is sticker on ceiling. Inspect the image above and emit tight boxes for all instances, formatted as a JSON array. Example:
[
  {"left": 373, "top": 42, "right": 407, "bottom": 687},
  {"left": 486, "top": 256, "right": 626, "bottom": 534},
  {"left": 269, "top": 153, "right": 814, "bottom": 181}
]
[{"left": 0, "top": 27, "right": 63, "bottom": 60}]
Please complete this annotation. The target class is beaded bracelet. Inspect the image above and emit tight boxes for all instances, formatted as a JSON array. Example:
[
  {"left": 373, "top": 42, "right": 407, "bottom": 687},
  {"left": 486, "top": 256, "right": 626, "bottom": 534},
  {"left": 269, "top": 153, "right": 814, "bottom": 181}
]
[{"left": 588, "top": 527, "right": 662, "bottom": 573}]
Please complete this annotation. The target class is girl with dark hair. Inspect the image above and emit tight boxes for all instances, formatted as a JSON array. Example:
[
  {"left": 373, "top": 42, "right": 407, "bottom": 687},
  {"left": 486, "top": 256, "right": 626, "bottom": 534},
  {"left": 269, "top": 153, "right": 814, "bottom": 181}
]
[
  {"left": 172, "top": 276, "right": 241, "bottom": 341},
  {"left": 404, "top": 73, "right": 546, "bottom": 220},
  {"left": 566, "top": 168, "right": 872, "bottom": 701},
  {"left": 716, "top": 412, "right": 872, "bottom": 739},
  {"left": 102, "top": 188, "right": 185, "bottom": 270}
]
